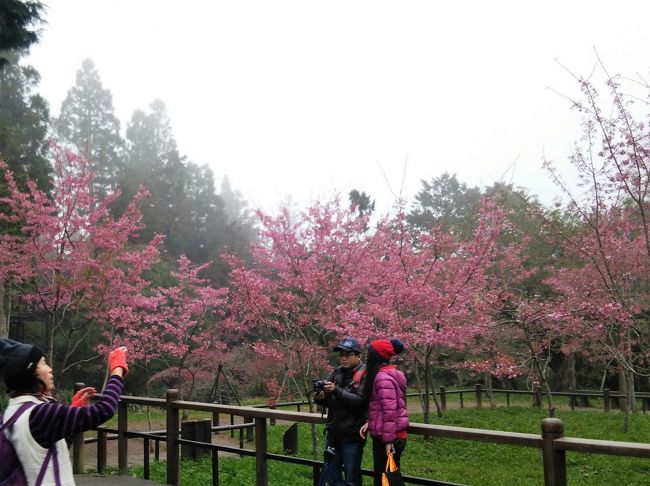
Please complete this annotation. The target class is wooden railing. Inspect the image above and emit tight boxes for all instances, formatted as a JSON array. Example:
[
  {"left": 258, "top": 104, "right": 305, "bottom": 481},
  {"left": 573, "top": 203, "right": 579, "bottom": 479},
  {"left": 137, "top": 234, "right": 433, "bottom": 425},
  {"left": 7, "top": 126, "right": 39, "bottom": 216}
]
[
  {"left": 253, "top": 385, "right": 650, "bottom": 413},
  {"left": 433, "top": 385, "right": 650, "bottom": 412},
  {"left": 71, "top": 387, "right": 650, "bottom": 486}
]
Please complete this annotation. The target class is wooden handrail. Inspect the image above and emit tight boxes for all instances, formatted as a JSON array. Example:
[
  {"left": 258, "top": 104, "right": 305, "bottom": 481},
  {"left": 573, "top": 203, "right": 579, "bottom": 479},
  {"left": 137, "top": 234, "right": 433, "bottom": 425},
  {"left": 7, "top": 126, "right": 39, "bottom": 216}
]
[
  {"left": 74, "top": 388, "right": 650, "bottom": 486},
  {"left": 407, "top": 423, "right": 542, "bottom": 448},
  {"left": 554, "top": 437, "right": 650, "bottom": 457}
]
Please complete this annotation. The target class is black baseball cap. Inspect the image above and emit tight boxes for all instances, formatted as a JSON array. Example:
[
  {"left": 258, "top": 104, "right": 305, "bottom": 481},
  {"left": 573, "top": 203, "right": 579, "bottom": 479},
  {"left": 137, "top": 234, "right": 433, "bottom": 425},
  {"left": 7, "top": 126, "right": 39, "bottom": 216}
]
[{"left": 332, "top": 337, "right": 362, "bottom": 354}]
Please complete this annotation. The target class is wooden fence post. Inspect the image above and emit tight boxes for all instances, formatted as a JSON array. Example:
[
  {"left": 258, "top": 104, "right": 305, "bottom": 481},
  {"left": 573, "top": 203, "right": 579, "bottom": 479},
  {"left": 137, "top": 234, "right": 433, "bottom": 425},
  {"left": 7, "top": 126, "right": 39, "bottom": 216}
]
[
  {"left": 239, "top": 421, "right": 244, "bottom": 456},
  {"left": 475, "top": 384, "right": 482, "bottom": 409},
  {"left": 212, "top": 445, "right": 219, "bottom": 486},
  {"left": 72, "top": 382, "right": 85, "bottom": 474},
  {"left": 603, "top": 389, "right": 611, "bottom": 412},
  {"left": 313, "top": 464, "right": 321, "bottom": 484},
  {"left": 117, "top": 396, "right": 128, "bottom": 475},
  {"left": 255, "top": 417, "right": 268, "bottom": 486},
  {"left": 541, "top": 418, "right": 566, "bottom": 486},
  {"left": 97, "top": 429, "right": 107, "bottom": 474},
  {"left": 270, "top": 404, "right": 276, "bottom": 426},
  {"left": 166, "top": 389, "right": 180, "bottom": 486},
  {"left": 143, "top": 438, "right": 150, "bottom": 479},
  {"left": 245, "top": 415, "right": 254, "bottom": 442},
  {"left": 440, "top": 386, "right": 447, "bottom": 413},
  {"left": 213, "top": 411, "right": 220, "bottom": 432}
]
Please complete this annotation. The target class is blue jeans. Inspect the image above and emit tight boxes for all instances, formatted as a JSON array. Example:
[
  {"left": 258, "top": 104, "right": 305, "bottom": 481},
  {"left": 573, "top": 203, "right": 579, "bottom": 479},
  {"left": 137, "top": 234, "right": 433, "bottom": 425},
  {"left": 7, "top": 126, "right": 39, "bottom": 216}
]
[{"left": 322, "top": 439, "right": 365, "bottom": 486}]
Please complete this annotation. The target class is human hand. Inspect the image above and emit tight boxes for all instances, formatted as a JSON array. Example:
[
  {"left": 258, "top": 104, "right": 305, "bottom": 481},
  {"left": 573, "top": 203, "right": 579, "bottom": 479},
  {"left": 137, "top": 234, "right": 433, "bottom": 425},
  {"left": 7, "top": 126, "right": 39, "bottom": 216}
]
[
  {"left": 315, "top": 391, "right": 325, "bottom": 400},
  {"left": 359, "top": 422, "right": 368, "bottom": 439},
  {"left": 71, "top": 387, "right": 96, "bottom": 407},
  {"left": 108, "top": 346, "right": 128, "bottom": 377},
  {"left": 385, "top": 442, "right": 395, "bottom": 455},
  {"left": 323, "top": 381, "right": 336, "bottom": 393}
]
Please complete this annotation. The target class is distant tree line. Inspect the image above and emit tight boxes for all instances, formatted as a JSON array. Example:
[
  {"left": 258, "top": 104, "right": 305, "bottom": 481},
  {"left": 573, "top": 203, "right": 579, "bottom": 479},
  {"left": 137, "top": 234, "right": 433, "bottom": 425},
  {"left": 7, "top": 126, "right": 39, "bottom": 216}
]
[{"left": 1, "top": 54, "right": 256, "bottom": 281}]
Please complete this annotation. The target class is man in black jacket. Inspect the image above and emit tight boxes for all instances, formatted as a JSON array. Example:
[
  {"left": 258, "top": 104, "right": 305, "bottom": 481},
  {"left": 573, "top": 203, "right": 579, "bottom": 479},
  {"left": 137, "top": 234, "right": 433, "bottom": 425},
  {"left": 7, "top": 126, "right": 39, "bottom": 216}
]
[{"left": 315, "top": 337, "right": 367, "bottom": 486}]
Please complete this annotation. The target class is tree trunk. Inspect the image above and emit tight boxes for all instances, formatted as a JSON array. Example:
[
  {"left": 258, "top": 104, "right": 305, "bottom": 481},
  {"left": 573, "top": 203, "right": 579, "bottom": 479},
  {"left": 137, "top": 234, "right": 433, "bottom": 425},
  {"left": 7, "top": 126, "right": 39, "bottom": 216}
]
[
  {"left": 485, "top": 371, "right": 496, "bottom": 409},
  {"left": 414, "top": 358, "right": 426, "bottom": 412},
  {"left": 46, "top": 314, "right": 55, "bottom": 366},
  {"left": 522, "top": 323, "right": 554, "bottom": 417},
  {"left": 0, "top": 281, "right": 8, "bottom": 338},
  {"left": 295, "top": 351, "right": 319, "bottom": 460},
  {"left": 423, "top": 349, "right": 431, "bottom": 423},
  {"left": 567, "top": 353, "right": 577, "bottom": 409},
  {"left": 530, "top": 354, "right": 555, "bottom": 417},
  {"left": 618, "top": 369, "right": 629, "bottom": 414},
  {"left": 425, "top": 354, "right": 442, "bottom": 419},
  {"left": 298, "top": 370, "right": 318, "bottom": 460},
  {"left": 618, "top": 370, "right": 629, "bottom": 413}
]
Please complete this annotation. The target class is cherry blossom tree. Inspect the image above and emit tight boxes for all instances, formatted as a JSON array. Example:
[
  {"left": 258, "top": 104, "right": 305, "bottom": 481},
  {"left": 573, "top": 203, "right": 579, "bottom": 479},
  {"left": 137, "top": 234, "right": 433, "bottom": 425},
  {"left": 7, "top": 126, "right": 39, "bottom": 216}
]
[
  {"left": 350, "top": 201, "right": 504, "bottom": 421},
  {"left": 226, "top": 199, "right": 373, "bottom": 406},
  {"left": 113, "top": 256, "right": 229, "bottom": 401},
  {"left": 227, "top": 196, "right": 507, "bottom": 423},
  {"left": 0, "top": 145, "right": 161, "bottom": 373},
  {"left": 226, "top": 197, "right": 379, "bottom": 457},
  {"left": 479, "top": 242, "right": 563, "bottom": 416},
  {"left": 542, "top": 60, "right": 650, "bottom": 429}
]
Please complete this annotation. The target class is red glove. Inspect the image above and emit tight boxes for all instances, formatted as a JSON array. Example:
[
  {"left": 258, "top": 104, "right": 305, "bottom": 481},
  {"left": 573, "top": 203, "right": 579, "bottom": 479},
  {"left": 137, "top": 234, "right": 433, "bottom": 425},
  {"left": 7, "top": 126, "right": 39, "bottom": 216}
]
[
  {"left": 71, "top": 387, "right": 96, "bottom": 407},
  {"left": 108, "top": 346, "right": 129, "bottom": 376}
]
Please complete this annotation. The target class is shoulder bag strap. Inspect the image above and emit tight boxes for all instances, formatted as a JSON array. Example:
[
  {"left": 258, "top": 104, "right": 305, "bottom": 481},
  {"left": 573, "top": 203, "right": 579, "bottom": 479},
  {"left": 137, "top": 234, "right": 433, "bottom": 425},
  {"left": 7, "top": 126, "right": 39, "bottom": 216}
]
[
  {"left": 3, "top": 402, "right": 61, "bottom": 486},
  {"left": 0, "top": 402, "right": 36, "bottom": 431},
  {"left": 34, "top": 441, "right": 61, "bottom": 486},
  {"left": 34, "top": 446, "right": 53, "bottom": 486}
]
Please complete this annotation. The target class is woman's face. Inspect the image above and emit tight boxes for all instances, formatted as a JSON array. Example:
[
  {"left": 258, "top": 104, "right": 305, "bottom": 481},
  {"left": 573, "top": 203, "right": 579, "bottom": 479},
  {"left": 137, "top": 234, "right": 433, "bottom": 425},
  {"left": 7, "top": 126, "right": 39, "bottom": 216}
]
[{"left": 36, "top": 357, "right": 54, "bottom": 393}]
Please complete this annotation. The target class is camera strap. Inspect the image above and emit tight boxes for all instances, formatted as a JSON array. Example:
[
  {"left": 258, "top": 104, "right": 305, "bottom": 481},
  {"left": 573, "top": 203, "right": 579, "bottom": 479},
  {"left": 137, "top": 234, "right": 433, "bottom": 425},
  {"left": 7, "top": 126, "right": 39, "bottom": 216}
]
[{"left": 351, "top": 367, "right": 365, "bottom": 387}]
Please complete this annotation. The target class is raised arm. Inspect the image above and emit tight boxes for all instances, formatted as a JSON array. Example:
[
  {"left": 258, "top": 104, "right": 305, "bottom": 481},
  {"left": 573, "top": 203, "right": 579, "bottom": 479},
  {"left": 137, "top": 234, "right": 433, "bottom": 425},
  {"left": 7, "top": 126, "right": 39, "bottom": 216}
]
[
  {"left": 29, "top": 346, "right": 128, "bottom": 448},
  {"left": 29, "top": 375, "right": 124, "bottom": 447}
]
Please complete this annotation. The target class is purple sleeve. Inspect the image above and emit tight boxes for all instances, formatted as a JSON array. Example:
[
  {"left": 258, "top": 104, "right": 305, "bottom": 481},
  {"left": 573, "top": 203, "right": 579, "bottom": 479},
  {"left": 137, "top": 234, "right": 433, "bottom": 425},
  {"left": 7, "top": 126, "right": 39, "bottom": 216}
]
[{"left": 29, "top": 375, "right": 124, "bottom": 448}]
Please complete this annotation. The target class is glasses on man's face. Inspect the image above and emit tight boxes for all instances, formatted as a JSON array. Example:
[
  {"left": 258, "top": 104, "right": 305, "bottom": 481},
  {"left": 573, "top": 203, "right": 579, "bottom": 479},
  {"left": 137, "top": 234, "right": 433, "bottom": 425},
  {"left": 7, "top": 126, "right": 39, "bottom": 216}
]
[{"left": 339, "top": 351, "right": 356, "bottom": 358}]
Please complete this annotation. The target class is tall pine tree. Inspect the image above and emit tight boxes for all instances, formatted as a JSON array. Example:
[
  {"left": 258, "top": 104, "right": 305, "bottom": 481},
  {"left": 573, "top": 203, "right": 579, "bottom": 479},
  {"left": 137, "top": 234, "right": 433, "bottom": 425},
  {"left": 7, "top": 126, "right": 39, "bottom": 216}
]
[
  {"left": 56, "top": 59, "right": 124, "bottom": 194},
  {"left": 0, "top": 0, "right": 44, "bottom": 67},
  {"left": 121, "top": 100, "right": 247, "bottom": 283},
  {"left": 0, "top": 55, "right": 50, "bottom": 191}
]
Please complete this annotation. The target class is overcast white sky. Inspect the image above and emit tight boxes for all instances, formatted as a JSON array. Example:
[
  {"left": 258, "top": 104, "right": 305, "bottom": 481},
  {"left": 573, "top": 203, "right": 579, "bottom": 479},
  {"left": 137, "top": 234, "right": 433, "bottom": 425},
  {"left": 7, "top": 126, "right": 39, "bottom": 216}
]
[{"left": 25, "top": 0, "right": 650, "bottom": 214}]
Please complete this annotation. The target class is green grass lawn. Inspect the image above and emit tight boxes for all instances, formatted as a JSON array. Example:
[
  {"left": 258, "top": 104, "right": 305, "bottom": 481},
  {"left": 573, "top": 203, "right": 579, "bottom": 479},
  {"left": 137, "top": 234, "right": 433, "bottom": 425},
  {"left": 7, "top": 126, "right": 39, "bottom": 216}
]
[{"left": 97, "top": 405, "right": 650, "bottom": 485}]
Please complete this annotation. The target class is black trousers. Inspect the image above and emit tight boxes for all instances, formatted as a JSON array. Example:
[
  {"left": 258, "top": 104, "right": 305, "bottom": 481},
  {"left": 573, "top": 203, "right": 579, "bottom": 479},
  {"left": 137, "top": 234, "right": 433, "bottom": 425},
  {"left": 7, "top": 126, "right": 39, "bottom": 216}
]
[{"left": 371, "top": 437, "right": 407, "bottom": 486}]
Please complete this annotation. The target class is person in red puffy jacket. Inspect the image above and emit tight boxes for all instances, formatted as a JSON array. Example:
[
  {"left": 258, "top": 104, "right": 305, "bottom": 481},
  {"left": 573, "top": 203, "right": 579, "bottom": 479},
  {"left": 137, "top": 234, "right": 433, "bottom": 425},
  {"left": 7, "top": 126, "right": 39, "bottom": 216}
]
[{"left": 359, "top": 339, "right": 408, "bottom": 486}]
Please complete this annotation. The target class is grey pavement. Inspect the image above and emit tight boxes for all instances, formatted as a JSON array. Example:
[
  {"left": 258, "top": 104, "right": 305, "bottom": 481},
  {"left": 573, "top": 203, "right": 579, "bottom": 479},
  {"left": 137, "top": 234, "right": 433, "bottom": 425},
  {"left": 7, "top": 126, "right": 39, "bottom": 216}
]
[{"left": 75, "top": 475, "right": 161, "bottom": 485}]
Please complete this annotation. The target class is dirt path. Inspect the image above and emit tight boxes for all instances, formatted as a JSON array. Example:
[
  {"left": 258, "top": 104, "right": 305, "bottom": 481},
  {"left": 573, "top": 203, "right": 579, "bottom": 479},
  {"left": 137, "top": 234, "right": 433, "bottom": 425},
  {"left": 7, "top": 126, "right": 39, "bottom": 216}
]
[{"left": 82, "top": 416, "right": 253, "bottom": 470}]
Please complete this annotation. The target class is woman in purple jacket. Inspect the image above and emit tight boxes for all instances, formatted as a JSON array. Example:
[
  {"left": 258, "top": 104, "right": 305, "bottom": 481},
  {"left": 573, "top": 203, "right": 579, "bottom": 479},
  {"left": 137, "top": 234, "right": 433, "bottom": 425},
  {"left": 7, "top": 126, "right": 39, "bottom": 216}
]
[{"left": 360, "top": 339, "right": 408, "bottom": 486}]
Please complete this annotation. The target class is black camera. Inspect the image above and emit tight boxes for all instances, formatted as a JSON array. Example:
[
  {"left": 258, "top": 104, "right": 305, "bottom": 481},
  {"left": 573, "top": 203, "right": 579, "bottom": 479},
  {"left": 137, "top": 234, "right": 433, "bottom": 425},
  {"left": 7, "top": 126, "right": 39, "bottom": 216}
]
[
  {"left": 313, "top": 379, "right": 326, "bottom": 392},
  {"left": 324, "top": 444, "right": 337, "bottom": 460}
]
